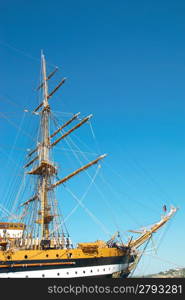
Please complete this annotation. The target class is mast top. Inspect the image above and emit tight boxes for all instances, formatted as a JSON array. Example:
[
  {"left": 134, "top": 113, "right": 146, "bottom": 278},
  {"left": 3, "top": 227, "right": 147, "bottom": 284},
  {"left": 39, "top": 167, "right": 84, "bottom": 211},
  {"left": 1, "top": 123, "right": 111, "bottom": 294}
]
[{"left": 41, "top": 51, "right": 49, "bottom": 108}]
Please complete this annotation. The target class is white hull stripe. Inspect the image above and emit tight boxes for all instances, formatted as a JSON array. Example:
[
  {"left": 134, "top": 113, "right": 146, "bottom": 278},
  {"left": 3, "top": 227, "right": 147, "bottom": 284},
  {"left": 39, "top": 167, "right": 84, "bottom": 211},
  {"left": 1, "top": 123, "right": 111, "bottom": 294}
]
[{"left": 0, "top": 263, "right": 128, "bottom": 278}]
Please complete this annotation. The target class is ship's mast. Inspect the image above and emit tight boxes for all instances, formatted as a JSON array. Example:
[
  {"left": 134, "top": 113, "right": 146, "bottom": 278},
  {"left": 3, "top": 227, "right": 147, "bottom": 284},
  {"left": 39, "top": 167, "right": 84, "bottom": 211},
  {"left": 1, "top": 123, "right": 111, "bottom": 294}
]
[
  {"left": 23, "top": 53, "right": 107, "bottom": 249},
  {"left": 40, "top": 52, "right": 50, "bottom": 240}
]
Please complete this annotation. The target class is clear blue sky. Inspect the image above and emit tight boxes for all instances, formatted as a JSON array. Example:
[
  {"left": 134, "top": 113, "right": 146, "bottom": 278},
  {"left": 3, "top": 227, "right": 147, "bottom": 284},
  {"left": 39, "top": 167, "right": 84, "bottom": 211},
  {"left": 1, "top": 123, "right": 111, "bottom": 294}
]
[{"left": 0, "top": 0, "right": 185, "bottom": 276}]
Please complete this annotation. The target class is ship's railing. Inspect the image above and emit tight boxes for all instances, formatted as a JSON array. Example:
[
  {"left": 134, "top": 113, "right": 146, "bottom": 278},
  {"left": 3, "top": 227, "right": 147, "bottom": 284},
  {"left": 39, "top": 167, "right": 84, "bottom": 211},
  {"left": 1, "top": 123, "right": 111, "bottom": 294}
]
[{"left": 7, "top": 237, "right": 73, "bottom": 250}]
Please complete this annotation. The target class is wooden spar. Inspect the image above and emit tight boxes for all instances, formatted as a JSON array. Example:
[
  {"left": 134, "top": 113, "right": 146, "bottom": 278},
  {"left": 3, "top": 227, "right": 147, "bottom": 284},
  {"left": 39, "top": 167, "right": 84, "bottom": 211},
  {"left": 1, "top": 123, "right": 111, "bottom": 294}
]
[
  {"left": 128, "top": 230, "right": 145, "bottom": 234},
  {"left": 33, "top": 102, "right": 43, "bottom": 113},
  {"left": 36, "top": 67, "right": 58, "bottom": 91},
  {"left": 128, "top": 206, "right": 177, "bottom": 249},
  {"left": 50, "top": 112, "right": 80, "bottom": 138},
  {"left": 49, "top": 154, "right": 107, "bottom": 189},
  {"left": 27, "top": 146, "right": 39, "bottom": 157},
  {"left": 47, "top": 77, "right": 66, "bottom": 99},
  {"left": 33, "top": 77, "right": 66, "bottom": 112},
  {"left": 28, "top": 112, "right": 81, "bottom": 157},
  {"left": 51, "top": 114, "right": 92, "bottom": 148},
  {"left": 24, "top": 155, "right": 39, "bottom": 168},
  {"left": 20, "top": 195, "right": 38, "bottom": 207}
]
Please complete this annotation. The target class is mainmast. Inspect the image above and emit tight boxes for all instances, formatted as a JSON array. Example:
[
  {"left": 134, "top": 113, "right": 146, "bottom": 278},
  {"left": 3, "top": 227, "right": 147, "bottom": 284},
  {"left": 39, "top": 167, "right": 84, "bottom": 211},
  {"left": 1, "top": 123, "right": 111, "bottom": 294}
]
[
  {"left": 40, "top": 52, "right": 50, "bottom": 240},
  {"left": 26, "top": 52, "right": 58, "bottom": 243},
  {"left": 23, "top": 53, "right": 107, "bottom": 249}
]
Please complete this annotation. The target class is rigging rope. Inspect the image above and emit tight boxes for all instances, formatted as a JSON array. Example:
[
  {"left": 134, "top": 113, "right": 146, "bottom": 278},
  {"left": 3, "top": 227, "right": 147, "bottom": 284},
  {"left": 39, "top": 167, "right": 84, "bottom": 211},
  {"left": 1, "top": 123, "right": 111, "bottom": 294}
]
[
  {"left": 10, "top": 172, "right": 26, "bottom": 215},
  {"left": 130, "top": 237, "right": 151, "bottom": 277},
  {"left": 63, "top": 165, "right": 100, "bottom": 220},
  {"left": 65, "top": 186, "right": 111, "bottom": 237},
  {"left": 50, "top": 113, "right": 144, "bottom": 231},
  {"left": 0, "top": 39, "right": 57, "bottom": 68},
  {"left": 3, "top": 111, "right": 26, "bottom": 173},
  {"left": 0, "top": 203, "right": 17, "bottom": 219},
  {"left": 0, "top": 111, "right": 35, "bottom": 141},
  {"left": 143, "top": 253, "right": 184, "bottom": 270},
  {"left": 48, "top": 164, "right": 101, "bottom": 237},
  {"left": 62, "top": 135, "right": 121, "bottom": 230},
  {"left": 99, "top": 170, "right": 148, "bottom": 227}
]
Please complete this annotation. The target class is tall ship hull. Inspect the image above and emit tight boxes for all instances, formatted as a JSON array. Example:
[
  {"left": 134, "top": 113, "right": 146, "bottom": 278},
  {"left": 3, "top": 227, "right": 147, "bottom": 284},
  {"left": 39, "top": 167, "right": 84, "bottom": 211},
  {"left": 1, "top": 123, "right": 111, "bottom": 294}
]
[
  {"left": 0, "top": 250, "right": 133, "bottom": 278},
  {"left": 0, "top": 53, "right": 177, "bottom": 278}
]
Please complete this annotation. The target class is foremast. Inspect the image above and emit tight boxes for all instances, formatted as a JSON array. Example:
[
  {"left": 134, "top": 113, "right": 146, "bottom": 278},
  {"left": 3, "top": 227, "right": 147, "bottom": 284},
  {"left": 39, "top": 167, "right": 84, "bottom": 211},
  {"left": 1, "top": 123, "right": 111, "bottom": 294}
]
[
  {"left": 28, "top": 53, "right": 57, "bottom": 242},
  {"left": 22, "top": 53, "right": 107, "bottom": 249},
  {"left": 39, "top": 52, "right": 51, "bottom": 240}
]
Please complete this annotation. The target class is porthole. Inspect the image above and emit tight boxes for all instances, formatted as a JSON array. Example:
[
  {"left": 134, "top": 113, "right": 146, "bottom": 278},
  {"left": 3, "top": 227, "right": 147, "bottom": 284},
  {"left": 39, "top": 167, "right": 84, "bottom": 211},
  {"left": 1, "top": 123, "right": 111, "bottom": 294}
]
[
  {"left": 66, "top": 272, "right": 69, "bottom": 275},
  {"left": 97, "top": 269, "right": 99, "bottom": 272},
  {"left": 46, "top": 254, "right": 49, "bottom": 258},
  {"left": 24, "top": 255, "right": 28, "bottom": 259},
  {"left": 57, "top": 273, "right": 60, "bottom": 276},
  {"left": 103, "top": 268, "right": 105, "bottom": 271},
  {"left": 83, "top": 271, "right": 85, "bottom": 274},
  {"left": 75, "top": 271, "right": 77, "bottom": 274},
  {"left": 90, "top": 270, "right": 93, "bottom": 273},
  {"left": 56, "top": 254, "right": 59, "bottom": 258},
  {"left": 7, "top": 256, "right": 11, "bottom": 260},
  {"left": 42, "top": 274, "right": 45, "bottom": 278},
  {"left": 25, "top": 275, "right": 29, "bottom": 278}
]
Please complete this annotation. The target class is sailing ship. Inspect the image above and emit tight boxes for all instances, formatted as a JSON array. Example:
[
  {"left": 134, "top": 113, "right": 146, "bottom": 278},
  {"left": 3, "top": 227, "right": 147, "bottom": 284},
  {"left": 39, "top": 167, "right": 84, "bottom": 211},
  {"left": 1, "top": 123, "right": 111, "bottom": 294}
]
[{"left": 0, "top": 53, "right": 177, "bottom": 278}]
